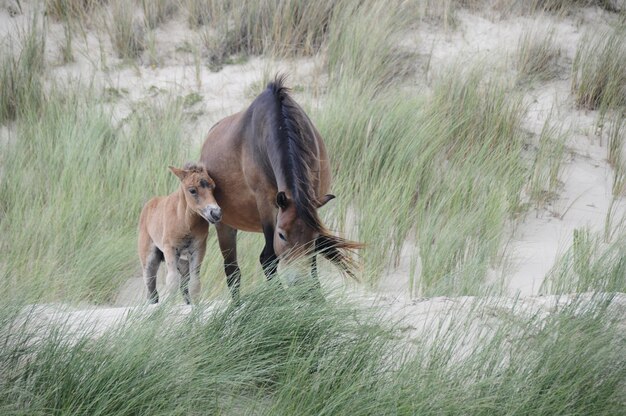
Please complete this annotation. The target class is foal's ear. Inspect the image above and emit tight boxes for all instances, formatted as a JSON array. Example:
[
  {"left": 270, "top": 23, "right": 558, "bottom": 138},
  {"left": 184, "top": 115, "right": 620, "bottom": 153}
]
[
  {"left": 169, "top": 166, "right": 188, "bottom": 180},
  {"left": 317, "top": 194, "right": 336, "bottom": 208},
  {"left": 276, "top": 191, "right": 289, "bottom": 209}
]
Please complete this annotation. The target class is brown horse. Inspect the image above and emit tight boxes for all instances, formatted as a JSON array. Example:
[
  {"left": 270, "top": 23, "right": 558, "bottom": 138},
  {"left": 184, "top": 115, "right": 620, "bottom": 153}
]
[
  {"left": 200, "top": 75, "right": 361, "bottom": 300},
  {"left": 138, "top": 163, "right": 222, "bottom": 304}
]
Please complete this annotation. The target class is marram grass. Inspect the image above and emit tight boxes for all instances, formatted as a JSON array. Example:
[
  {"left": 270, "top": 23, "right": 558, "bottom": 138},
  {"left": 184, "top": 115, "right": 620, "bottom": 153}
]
[
  {"left": 0, "top": 87, "right": 188, "bottom": 304},
  {"left": 0, "top": 286, "right": 623, "bottom": 415}
]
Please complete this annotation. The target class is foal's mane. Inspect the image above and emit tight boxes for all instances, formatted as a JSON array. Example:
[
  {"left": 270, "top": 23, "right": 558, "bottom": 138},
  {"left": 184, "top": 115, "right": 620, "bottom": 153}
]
[
  {"left": 182, "top": 162, "right": 206, "bottom": 174},
  {"left": 267, "top": 75, "right": 362, "bottom": 277}
]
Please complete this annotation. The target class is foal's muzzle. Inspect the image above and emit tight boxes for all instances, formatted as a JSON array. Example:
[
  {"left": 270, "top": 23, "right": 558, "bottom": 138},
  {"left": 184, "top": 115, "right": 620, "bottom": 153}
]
[{"left": 202, "top": 205, "right": 222, "bottom": 224}]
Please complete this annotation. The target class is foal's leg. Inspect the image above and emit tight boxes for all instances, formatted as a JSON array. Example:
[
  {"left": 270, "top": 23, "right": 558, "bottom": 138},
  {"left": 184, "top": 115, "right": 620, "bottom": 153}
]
[
  {"left": 163, "top": 246, "right": 181, "bottom": 302},
  {"left": 216, "top": 223, "right": 241, "bottom": 301},
  {"left": 142, "top": 247, "right": 162, "bottom": 304},
  {"left": 187, "top": 239, "right": 206, "bottom": 304},
  {"left": 178, "top": 258, "right": 190, "bottom": 304}
]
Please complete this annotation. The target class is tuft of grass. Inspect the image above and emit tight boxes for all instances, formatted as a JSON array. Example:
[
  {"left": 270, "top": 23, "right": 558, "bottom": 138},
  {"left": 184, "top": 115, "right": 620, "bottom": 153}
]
[
  {"left": 530, "top": 0, "right": 623, "bottom": 12},
  {"left": 0, "top": 11, "right": 46, "bottom": 123},
  {"left": 141, "top": 0, "right": 177, "bottom": 29},
  {"left": 0, "top": 87, "right": 189, "bottom": 303},
  {"left": 607, "top": 114, "right": 626, "bottom": 196},
  {"left": 515, "top": 27, "right": 561, "bottom": 82},
  {"left": 542, "top": 227, "right": 626, "bottom": 294},
  {"left": 45, "top": 0, "right": 103, "bottom": 21},
  {"left": 527, "top": 119, "right": 567, "bottom": 209},
  {"left": 572, "top": 27, "right": 626, "bottom": 112},
  {"left": 109, "top": 0, "right": 145, "bottom": 59},
  {"left": 198, "top": 0, "right": 338, "bottom": 67},
  {"left": 325, "top": 0, "right": 417, "bottom": 95},
  {"left": 185, "top": 0, "right": 214, "bottom": 27}
]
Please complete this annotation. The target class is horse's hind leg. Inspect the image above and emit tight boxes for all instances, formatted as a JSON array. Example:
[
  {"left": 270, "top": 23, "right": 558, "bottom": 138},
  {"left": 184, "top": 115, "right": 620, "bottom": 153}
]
[
  {"left": 216, "top": 223, "right": 241, "bottom": 301},
  {"left": 143, "top": 247, "right": 162, "bottom": 303},
  {"left": 178, "top": 258, "right": 190, "bottom": 304}
]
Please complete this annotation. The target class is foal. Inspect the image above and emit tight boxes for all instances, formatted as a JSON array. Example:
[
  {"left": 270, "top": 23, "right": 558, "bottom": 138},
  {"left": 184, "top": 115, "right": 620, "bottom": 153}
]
[{"left": 138, "top": 163, "right": 221, "bottom": 304}]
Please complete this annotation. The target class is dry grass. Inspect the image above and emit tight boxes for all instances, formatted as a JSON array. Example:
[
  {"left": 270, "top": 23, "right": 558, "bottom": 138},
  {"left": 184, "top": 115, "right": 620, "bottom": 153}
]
[
  {"left": 515, "top": 27, "right": 561, "bottom": 82},
  {"left": 0, "top": 11, "right": 45, "bottom": 123},
  {"left": 572, "top": 27, "right": 626, "bottom": 111},
  {"left": 141, "top": 0, "right": 178, "bottom": 29},
  {"left": 109, "top": 0, "right": 145, "bottom": 59},
  {"left": 45, "top": 0, "right": 104, "bottom": 21}
]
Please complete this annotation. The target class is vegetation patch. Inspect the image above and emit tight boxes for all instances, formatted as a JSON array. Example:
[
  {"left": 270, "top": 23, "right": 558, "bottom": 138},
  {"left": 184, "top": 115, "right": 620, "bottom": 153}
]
[
  {"left": 572, "top": 27, "right": 626, "bottom": 112},
  {"left": 0, "top": 88, "right": 188, "bottom": 303}
]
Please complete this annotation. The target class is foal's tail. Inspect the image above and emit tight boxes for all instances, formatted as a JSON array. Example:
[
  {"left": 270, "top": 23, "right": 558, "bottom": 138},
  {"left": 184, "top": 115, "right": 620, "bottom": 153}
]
[{"left": 315, "top": 232, "right": 364, "bottom": 281}]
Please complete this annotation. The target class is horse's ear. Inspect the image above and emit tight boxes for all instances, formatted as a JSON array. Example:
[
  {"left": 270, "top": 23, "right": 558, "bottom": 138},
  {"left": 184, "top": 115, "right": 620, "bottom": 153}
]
[
  {"left": 317, "top": 194, "right": 335, "bottom": 208},
  {"left": 276, "top": 191, "right": 289, "bottom": 209},
  {"left": 169, "top": 166, "right": 187, "bottom": 180}
]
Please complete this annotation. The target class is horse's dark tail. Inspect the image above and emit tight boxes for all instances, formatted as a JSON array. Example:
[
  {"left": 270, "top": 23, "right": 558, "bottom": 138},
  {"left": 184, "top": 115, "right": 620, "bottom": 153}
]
[{"left": 316, "top": 232, "right": 364, "bottom": 281}]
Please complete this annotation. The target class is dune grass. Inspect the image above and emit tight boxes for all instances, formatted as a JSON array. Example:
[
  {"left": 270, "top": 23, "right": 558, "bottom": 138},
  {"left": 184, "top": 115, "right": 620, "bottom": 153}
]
[
  {"left": 141, "top": 0, "right": 178, "bottom": 30},
  {"left": 607, "top": 113, "right": 626, "bottom": 197},
  {"left": 197, "top": 0, "right": 337, "bottom": 67},
  {"left": 572, "top": 27, "right": 626, "bottom": 112},
  {"left": 0, "top": 286, "right": 623, "bottom": 415},
  {"left": 530, "top": 0, "right": 623, "bottom": 12},
  {"left": 0, "top": 87, "right": 189, "bottom": 304},
  {"left": 541, "top": 227, "right": 626, "bottom": 294},
  {"left": 325, "top": 0, "right": 417, "bottom": 94},
  {"left": 316, "top": 64, "right": 530, "bottom": 295},
  {"left": 528, "top": 119, "right": 567, "bottom": 209},
  {"left": 0, "top": 11, "right": 45, "bottom": 123},
  {"left": 108, "top": 0, "right": 145, "bottom": 59},
  {"left": 45, "top": 0, "right": 103, "bottom": 21},
  {"left": 515, "top": 27, "right": 561, "bottom": 82}
]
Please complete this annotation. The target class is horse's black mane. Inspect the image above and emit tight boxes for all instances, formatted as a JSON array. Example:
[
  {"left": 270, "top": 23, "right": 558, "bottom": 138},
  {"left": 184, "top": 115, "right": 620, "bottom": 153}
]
[{"left": 266, "top": 74, "right": 322, "bottom": 230}]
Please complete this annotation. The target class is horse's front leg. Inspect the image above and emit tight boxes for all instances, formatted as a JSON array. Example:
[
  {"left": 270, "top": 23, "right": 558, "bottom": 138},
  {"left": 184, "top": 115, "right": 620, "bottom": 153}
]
[
  {"left": 216, "top": 223, "right": 241, "bottom": 301},
  {"left": 260, "top": 222, "right": 279, "bottom": 281},
  {"left": 163, "top": 246, "right": 181, "bottom": 302}
]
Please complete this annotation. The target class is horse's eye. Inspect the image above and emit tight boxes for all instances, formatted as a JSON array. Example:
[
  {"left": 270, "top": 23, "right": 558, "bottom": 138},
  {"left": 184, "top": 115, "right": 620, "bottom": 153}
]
[
  {"left": 189, "top": 188, "right": 197, "bottom": 195},
  {"left": 278, "top": 232, "right": 287, "bottom": 242}
]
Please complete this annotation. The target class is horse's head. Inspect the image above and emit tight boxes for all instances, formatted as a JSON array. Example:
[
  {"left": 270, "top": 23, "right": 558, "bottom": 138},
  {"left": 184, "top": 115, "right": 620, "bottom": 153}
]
[
  {"left": 273, "top": 191, "right": 335, "bottom": 261},
  {"left": 169, "top": 163, "right": 222, "bottom": 224}
]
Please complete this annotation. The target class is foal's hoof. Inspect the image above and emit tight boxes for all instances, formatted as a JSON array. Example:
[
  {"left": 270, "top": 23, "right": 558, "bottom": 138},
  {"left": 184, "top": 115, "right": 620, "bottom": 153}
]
[{"left": 148, "top": 294, "right": 159, "bottom": 304}]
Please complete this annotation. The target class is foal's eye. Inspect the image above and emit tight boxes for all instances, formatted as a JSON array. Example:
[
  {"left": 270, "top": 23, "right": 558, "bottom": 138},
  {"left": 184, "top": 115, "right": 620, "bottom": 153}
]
[
  {"left": 189, "top": 188, "right": 197, "bottom": 195},
  {"left": 278, "top": 232, "right": 287, "bottom": 242}
]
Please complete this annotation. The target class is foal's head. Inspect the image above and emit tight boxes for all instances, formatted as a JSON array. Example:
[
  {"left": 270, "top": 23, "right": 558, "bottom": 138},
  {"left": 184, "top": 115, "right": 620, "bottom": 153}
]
[
  {"left": 169, "top": 163, "right": 222, "bottom": 224},
  {"left": 273, "top": 191, "right": 335, "bottom": 261}
]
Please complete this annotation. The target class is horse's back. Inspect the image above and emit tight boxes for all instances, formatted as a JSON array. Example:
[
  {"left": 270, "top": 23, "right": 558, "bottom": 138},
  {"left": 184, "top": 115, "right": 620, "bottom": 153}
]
[{"left": 138, "top": 196, "right": 167, "bottom": 243}]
